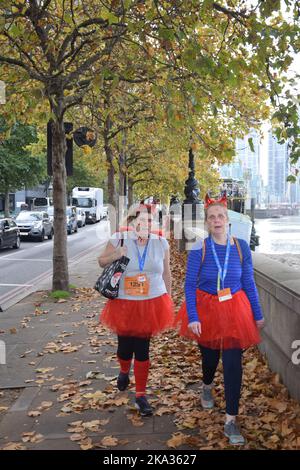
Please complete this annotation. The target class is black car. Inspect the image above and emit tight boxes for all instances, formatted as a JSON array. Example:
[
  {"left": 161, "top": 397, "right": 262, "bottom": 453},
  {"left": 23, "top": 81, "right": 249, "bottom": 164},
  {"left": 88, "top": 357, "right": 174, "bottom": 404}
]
[{"left": 0, "top": 218, "right": 21, "bottom": 250}]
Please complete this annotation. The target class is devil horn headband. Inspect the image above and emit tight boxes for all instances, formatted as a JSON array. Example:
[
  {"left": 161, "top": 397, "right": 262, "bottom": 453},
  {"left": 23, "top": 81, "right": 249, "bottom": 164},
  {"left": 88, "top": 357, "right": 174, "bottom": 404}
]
[{"left": 204, "top": 193, "right": 227, "bottom": 209}]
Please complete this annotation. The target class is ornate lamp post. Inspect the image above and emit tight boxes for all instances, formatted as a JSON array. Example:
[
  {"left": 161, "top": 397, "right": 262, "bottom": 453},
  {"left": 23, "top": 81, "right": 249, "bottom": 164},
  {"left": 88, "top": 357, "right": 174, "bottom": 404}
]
[{"left": 182, "top": 147, "right": 201, "bottom": 223}]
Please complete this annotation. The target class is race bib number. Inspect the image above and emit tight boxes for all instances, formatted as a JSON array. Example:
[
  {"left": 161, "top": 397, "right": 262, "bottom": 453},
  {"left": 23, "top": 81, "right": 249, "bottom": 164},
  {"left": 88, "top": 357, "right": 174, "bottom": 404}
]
[
  {"left": 124, "top": 274, "right": 150, "bottom": 296},
  {"left": 218, "top": 287, "right": 232, "bottom": 302}
]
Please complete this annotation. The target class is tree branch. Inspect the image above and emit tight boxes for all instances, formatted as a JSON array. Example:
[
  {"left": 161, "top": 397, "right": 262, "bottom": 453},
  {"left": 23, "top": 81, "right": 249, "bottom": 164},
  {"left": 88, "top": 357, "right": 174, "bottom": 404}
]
[
  {"left": 27, "top": 0, "right": 56, "bottom": 68},
  {"left": 57, "top": 17, "right": 125, "bottom": 65},
  {"left": 212, "top": 2, "right": 248, "bottom": 26},
  {"left": 3, "top": 30, "right": 45, "bottom": 78},
  {"left": 0, "top": 55, "right": 43, "bottom": 81}
]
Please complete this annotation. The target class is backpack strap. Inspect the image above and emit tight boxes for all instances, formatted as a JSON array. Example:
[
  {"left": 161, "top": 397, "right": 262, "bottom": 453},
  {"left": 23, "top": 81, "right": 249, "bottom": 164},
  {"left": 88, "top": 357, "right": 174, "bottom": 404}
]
[
  {"left": 196, "top": 238, "right": 206, "bottom": 285},
  {"left": 201, "top": 238, "right": 206, "bottom": 263},
  {"left": 232, "top": 236, "right": 243, "bottom": 264}
]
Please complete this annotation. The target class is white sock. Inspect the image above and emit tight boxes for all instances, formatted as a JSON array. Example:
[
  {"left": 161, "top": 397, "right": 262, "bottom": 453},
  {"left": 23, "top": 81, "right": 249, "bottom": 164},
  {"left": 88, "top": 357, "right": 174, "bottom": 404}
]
[{"left": 225, "top": 414, "right": 236, "bottom": 424}]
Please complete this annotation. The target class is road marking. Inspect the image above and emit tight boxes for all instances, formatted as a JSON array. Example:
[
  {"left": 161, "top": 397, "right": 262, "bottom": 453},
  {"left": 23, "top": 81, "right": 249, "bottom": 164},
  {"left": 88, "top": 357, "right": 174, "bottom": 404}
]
[
  {"left": 0, "top": 240, "right": 106, "bottom": 308},
  {"left": 0, "top": 268, "right": 53, "bottom": 305},
  {"left": 0, "top": 283, "right": 33, "bottom": 287},
  {"left": 0, "top": 258, "right": 51, "bottom": 262},
  {"left": 0, "top": 222, "right": 108, "bottom": 260}
]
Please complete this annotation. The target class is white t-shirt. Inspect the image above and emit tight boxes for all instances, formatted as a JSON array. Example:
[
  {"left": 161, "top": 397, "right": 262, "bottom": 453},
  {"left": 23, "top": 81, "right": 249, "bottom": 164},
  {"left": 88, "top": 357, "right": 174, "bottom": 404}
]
[{"left": 110, "top": 231, "right": 169, "bottom": 300}]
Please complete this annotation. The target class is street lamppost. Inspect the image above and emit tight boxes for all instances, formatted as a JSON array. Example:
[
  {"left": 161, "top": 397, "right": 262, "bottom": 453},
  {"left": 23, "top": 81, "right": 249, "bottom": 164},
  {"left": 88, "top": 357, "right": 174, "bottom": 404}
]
[
  {"left": 183, "top": 147, "right": 200, "bottom": 213},
  {"left": 178, "top": 146, "right": 202, "bottom": 251},
  {"left": 182, "top": 147, "right": 201, "bottom": 223}
]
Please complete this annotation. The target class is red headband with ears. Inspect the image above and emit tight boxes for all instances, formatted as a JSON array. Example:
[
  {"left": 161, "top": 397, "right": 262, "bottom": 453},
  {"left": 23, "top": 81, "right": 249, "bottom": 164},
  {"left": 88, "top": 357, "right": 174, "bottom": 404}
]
[{"left": 204, "top": 193, "right": 227, "bottom": 209}]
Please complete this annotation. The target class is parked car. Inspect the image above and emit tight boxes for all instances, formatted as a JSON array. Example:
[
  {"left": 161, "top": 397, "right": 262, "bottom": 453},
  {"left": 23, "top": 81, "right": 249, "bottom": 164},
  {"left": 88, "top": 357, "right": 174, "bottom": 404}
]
[
  {"left": 0, "top": 218, "right": 20, "bottom": 249},
  {"left": 66, "top": 206, "right": 78, "bottom": 235},
  {"left": 16, "top": 211, "right": 53, "bottom": 242},
  {"left": 41, "top": 206, "right": 79, "bottom": 234},
  {"left": 75, "top": 207, "right": 86, "bottom": 228}
]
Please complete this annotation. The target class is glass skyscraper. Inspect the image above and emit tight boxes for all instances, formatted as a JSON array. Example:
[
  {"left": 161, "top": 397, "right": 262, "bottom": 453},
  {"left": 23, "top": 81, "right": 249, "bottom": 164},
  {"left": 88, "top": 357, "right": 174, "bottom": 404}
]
[
  {"left": 267, "top": 132, "right": 289, "bottom": 203},
  {"left": 220, "top": 129, "right": 262, "bottom": 204}
]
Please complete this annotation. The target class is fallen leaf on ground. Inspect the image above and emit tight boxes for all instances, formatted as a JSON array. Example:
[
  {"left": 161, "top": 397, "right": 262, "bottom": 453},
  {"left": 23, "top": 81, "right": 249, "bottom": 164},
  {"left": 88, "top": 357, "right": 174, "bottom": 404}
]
[
  {"left": 27, "top": 411, "right": 41, "bottom": 417},
  {"left": 82, "top": 420, "right": 101, "bottom": 431},
  {"left": 1, "top": 442, "right": 26, "bottom": 450},
  {"left": 35, "top": 367, "right": 55, "bottom": 374},
  {"left": 70, "top": 433, "right": 85, "bottom": 442},
  {"left": 86, "top": 371, "right": 103, "bottom": 379},
  {"left": 69, "top": 420, "right": 83, "bottom": 426},
  {"left": 113, "top": 396, "right": 129, "bottom": 406},
  {"left": 80, "top": 438, "right": 93, "bottom": 450},
  {"left": 38, "top": 401, "right": 53, "bottom": 410},
  {"left": 167, "top": 433, "right": 187, "bottom": 449},
  {"left": 127, "top": 414, "right": 144, "bottom": 427},
  {"left": 100, "top": 436, "right": 119, "bottom": 447},
  {"left": 61, "top": 406, "right": 72, "bottom": 413},
  {"left": 22, "top": 432, "right": 44, "bottom": 444},
  {"left": 270, "top": 400, "right": 288, "bottom": 413}
]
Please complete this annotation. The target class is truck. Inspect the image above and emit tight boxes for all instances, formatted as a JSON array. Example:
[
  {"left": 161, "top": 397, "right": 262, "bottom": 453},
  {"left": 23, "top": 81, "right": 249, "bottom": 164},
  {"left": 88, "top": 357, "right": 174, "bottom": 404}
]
[
  {"left": 15, "top": 197, "right": 53, "bottom": 216},
  {"left": 71, "top": 187, "right": 104, "bottom": 223}
]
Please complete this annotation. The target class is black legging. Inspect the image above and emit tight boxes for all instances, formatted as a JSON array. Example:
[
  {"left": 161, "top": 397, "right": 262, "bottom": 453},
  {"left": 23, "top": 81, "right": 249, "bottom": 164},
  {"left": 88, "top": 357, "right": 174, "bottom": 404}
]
[
  {"left": 199, "top": 345, "right": 243, "bottom": 416},
  {"left": 117, "top": 336, "right": 150, "bottom": 362}
]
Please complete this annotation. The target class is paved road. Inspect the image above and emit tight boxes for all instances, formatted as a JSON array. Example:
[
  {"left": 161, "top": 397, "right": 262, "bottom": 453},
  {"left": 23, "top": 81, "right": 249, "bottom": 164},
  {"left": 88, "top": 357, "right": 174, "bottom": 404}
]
[{"left": 0, "top": 220, "right": 109, "bottom": 309}]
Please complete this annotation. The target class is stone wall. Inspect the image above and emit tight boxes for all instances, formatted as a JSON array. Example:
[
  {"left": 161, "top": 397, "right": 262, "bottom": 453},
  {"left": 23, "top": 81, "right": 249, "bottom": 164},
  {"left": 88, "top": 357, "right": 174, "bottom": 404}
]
[{"left": 252, "top": 253, "right": 300, "bottom": 402}]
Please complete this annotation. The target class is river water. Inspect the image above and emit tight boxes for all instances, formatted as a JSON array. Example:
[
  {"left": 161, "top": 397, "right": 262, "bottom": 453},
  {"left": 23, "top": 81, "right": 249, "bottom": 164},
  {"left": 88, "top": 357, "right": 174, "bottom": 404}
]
[{"left": 254, "top": 216, "right": 300, "bottom": 270}]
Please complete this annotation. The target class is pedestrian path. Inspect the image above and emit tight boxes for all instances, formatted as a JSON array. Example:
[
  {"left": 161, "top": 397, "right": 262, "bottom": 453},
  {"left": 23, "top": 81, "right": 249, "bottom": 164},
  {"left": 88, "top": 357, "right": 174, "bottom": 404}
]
[{"left": 0, "top": 247, "right": 299, "bottom": 450}]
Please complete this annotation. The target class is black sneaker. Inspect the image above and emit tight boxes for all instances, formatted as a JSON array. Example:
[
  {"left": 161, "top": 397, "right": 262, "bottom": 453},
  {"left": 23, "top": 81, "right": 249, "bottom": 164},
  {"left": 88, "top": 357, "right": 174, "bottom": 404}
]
[
  {"left": 117, "top": 372, "right": 130, "bottom": 391},
  {"left": 135, "top": 396, "right": 153, "bottom": 416}
]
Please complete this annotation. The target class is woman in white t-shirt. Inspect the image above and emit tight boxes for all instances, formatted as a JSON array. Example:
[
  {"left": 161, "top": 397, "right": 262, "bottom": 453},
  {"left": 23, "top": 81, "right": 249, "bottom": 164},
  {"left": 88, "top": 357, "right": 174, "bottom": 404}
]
[{"left": 98, "top": 205, "right": 174, "bottom": 416}]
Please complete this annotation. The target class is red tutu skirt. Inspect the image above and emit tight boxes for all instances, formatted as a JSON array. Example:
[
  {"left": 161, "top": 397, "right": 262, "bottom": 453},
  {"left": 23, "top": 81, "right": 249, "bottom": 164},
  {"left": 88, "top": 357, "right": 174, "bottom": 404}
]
[
  {"left": 175, "top": 289, "right": 260, "bottom": 350},
  {"left": 100, "top": 294, "right": 174, "bottom": 338}
]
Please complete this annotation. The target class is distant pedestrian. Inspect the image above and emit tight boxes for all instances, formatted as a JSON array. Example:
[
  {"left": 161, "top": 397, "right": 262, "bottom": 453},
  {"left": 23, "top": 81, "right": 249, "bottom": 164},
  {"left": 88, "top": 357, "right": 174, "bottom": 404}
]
[
  {"left": 175, "top": 194, "right": 265, "bottom": 445},
  {"left": 99, "top": 205, "right": 174, "bottom": 416}
]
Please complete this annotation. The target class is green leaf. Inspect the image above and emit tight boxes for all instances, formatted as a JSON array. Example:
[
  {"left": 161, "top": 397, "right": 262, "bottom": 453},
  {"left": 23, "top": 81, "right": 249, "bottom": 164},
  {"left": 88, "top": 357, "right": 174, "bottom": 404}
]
[
  {"left": 286, "top": 175, "right": 297, "bottom": 183},
  {"left": 248, "top": 137, "right": 255, "bottom": 153},
  {"left": 102, "top": 10, "right": 119, "bottom": 25},
  {"left": 260, "top": 0, "right": 281, "bottom": 18},
  {"left": 158, "top": 28, "right": 175, "bottom": 41}
]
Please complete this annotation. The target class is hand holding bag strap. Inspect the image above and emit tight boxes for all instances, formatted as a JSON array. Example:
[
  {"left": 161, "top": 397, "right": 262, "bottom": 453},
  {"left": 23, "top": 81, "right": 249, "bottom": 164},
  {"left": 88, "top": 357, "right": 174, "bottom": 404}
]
[{"left": 119, "top": 231, "right": 124, "bottom": 247}]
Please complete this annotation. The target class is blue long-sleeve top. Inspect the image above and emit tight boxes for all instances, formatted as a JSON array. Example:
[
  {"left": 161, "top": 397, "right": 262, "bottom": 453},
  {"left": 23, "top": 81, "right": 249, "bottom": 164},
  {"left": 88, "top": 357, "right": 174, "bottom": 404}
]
[{"left": 185, "top": 237, "right": 264, "bottom": 323}]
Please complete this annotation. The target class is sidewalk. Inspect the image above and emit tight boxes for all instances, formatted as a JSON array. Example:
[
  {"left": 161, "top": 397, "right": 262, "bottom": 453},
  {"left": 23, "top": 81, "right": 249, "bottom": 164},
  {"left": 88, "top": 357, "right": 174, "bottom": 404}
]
[
  {"left": 0, "top": 245, "right": 299, "bottom": 451},
  {"left": 0, "top": 249, "right": 179, "bottom": 451}
]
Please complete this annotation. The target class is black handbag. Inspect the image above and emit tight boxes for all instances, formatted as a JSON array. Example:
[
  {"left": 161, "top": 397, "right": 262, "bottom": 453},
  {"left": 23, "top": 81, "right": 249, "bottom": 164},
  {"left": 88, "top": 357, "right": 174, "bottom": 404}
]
[{"left": 95, "top": 237, "right": 130, "bottom": 299}]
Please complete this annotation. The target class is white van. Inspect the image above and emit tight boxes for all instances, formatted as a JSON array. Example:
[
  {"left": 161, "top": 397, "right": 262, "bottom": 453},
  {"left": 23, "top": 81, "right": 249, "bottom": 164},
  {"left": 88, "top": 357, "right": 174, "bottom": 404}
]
[{"left": 72, "top": 187, "right": 104, "bottom": 223}]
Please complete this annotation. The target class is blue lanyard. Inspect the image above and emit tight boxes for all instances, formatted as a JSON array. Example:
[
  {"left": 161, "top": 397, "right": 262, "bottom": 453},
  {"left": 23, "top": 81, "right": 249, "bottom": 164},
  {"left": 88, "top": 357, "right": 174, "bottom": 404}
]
[
  {"left": 210, "top": 236, "right": 231, "bottom": 291},
  {"left": 134, "top": 239, "right": 150, "bottom": 272}
]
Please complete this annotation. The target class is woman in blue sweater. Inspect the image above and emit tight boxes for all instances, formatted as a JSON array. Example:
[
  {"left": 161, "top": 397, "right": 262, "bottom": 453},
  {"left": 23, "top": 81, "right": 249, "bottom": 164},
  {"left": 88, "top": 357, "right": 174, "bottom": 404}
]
[{"left": 175, "top": 195, "right": 265, "bottom": 445}]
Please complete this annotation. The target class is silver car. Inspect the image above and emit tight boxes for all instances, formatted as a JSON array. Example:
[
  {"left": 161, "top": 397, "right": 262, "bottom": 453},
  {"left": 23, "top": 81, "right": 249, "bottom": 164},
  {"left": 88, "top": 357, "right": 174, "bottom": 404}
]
[{"left": 16, "top": 211, "right": 53, "bottom": 242}]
